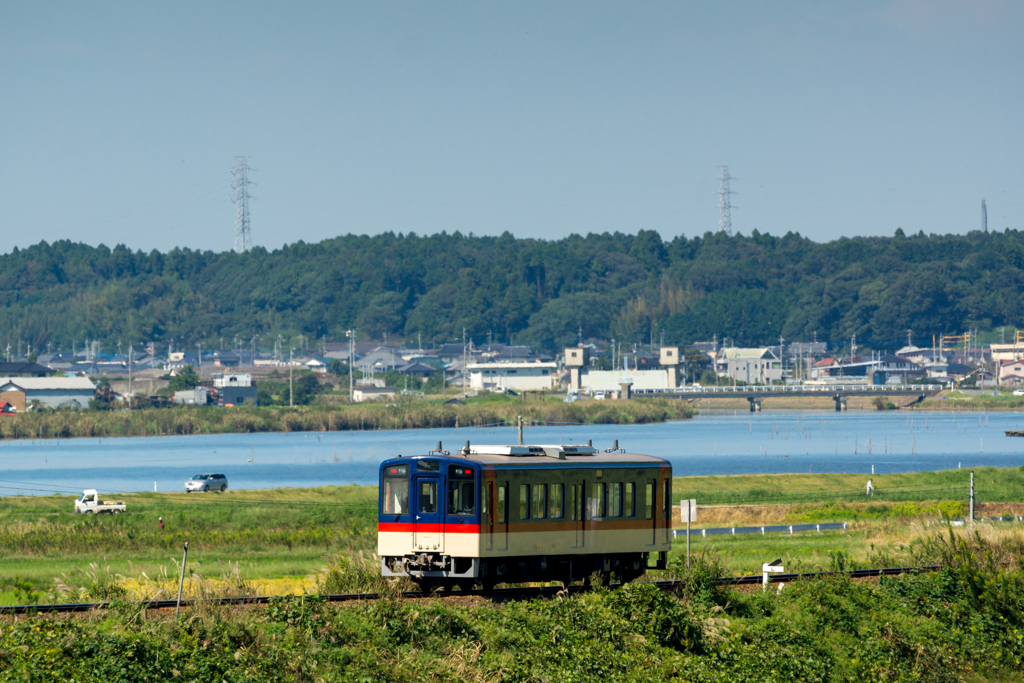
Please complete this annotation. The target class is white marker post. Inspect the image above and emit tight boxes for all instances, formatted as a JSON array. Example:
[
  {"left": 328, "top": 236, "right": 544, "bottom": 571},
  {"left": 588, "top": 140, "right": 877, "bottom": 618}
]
[
  {"left": 762, "top": 558, "right": 784, "bottom": 591},
  {"left": 680, "top": 499, "right": 696, "bottom": 569}
]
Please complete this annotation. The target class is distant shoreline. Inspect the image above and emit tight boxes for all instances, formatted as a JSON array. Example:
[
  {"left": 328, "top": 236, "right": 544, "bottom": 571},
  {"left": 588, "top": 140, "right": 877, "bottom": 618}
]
[{"left": 0, "top": 397, "right": 695, "bottom": 441}]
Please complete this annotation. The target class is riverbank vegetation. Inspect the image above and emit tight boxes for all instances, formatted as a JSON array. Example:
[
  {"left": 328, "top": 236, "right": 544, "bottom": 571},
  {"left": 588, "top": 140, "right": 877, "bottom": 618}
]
[{"left": 0, "top": 396, "right": 695, "bottom": 440}]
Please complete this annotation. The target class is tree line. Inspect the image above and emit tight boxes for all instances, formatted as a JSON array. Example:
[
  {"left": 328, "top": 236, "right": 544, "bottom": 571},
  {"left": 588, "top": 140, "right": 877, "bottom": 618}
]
[{"left": 2, "top": 227, "right": 1022, "bottom": 353}]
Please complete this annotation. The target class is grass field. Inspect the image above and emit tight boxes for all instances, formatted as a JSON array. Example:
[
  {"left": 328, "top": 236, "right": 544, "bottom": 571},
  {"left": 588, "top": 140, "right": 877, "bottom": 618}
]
[{"left": 2, "top": 466, "right": 1022, "bottom": 607}]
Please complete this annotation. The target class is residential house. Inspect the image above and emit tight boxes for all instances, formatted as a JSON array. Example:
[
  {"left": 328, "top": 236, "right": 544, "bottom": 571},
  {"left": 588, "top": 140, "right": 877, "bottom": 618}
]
[
  {"left": 0, "top": 362, "right": 56, "bottom": 378},
  {"left": 720, "top": 348, "right": 783, "bottom": 384},
  {"left": 999, "top": 360, "right": 1024, "bottom": 385}
]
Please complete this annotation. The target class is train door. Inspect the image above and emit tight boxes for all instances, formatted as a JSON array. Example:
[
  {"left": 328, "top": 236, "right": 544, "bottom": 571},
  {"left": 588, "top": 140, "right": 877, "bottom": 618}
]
[
  {"left": 573, "top": 478, "right": 586, "bottom": 548},
  {"left": 485, "top": 480, "right": 494, "bottom": 551},
  {"left": 664, "top": 478, "right": 672, "bottom": 545},
  {"left": 496, "top": 482, "right": 508, "bottom": 551},
  {"left": 412, "top": 475, "right": 443, "bottom": 552},
  {"left": 645, "top": 478, "right": 657, "bottom": 546}
]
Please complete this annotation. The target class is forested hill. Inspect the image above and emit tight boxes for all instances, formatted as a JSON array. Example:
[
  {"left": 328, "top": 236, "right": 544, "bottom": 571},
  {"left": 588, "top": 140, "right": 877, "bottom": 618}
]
[{"left": 2, "top": 228, "right": 1023, "bottom": 352}]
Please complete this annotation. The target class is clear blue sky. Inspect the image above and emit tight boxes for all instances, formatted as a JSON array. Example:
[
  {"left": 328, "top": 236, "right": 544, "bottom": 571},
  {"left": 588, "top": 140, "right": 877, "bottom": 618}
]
[{"left": 2, "top": 1, "right": 1022, "bottom": 254}]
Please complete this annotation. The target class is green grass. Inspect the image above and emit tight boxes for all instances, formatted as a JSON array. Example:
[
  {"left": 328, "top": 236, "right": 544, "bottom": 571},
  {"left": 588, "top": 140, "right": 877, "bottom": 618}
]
[
  {"left": 1, "top": 465, "right": 1019, "bottom": 605},
  {"left": 671, "top": 466, "right": 1024, "bottom": 506}
]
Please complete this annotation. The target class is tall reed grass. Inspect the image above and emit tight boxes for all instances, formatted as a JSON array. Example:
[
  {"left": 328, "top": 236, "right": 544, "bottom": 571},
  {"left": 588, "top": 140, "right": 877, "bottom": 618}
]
[{"left": 0, "top": 398, "right": 694, "bottom": 440}]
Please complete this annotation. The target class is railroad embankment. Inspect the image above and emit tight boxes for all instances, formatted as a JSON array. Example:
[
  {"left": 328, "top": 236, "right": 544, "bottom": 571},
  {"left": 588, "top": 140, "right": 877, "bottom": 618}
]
[{"left": 0, "top": 397, "right": 695, "bottom": 440}]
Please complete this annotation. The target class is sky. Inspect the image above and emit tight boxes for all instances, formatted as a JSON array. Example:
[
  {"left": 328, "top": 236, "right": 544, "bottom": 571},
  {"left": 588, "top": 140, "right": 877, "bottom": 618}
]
[{"left": 2, "top": 1, "right": 1023, "bottom": 255}]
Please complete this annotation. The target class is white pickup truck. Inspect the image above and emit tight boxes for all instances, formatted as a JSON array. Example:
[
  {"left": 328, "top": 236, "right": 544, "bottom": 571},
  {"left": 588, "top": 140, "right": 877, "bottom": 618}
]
[{"left": 74, "top": 489, "right": 126, "bottom": 515}]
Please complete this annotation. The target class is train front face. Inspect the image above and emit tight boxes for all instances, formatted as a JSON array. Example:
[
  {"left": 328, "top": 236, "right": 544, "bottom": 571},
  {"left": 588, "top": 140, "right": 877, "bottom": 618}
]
[{"left": 378, "top": 456, "right": 482, "bottom": 581}]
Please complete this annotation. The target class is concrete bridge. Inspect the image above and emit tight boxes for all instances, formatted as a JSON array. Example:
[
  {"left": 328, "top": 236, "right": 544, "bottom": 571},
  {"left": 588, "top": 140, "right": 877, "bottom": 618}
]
[{"left": 634, "top": 384, "right": 941, "bottom": 412}]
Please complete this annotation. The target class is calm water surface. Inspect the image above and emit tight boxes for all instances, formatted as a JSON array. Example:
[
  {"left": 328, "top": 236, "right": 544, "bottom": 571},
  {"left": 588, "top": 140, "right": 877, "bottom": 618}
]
[{"left": 2, "top": 410, "right": 1023, "bottom": 495}]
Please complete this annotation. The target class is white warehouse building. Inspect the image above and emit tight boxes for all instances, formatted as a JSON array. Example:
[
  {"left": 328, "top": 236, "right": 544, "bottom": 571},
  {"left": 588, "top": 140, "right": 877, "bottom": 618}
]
[{"left": 468, "top": 362, "right": 557, "bottom": 391}]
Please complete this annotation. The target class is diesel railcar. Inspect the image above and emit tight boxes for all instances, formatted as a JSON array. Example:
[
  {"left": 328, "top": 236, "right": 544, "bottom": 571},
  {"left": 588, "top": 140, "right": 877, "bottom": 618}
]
[{"left": 378, "top": 441, "right": 672, "bottom": 590}]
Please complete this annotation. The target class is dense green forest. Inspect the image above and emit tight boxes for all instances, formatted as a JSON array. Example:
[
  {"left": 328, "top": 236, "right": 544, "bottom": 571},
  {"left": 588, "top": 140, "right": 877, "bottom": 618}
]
[{"left": 2, "top": 228, "right": 1023, "bottom": 353}]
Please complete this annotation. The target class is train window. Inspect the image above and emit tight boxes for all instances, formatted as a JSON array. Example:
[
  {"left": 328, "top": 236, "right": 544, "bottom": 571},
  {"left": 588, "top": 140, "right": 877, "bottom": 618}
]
[
  {"left": 418, "top": 481, "right": 437, "bottom": 514},
  {"left": 549, "top": 484, "right": 564, "bottom": 519},
  {"left": 645, "top": 482, "right": 654, "bottom": 520},
  {"left": 624, "top": 483, "right": 635, "bottom": 517},
  {"left": 448, "top": 480, "right": 476, "bottom": 516},
  {"left": 532, "top": 484, "right": 547, "bottom": 519},
  {"left": 609, "top": 483, "right": 622, "bottom": 517},
  {"left": 382, "top": 466, "right": 410, "bottom": 515},
  {"left": 520, "top": 484, "right": 530, "bottom": 520},
  {"left": 664, "top": 480, "right": 671, "bottom": 519},
  {"left": 497, "top": 484, "right": 507, "bottom": 524},
  {"left": 416, "top": 460, "right": 440, "bottom": 472},
  {"left": 592, "top": 482, "right": 605, "bottom": 518}
]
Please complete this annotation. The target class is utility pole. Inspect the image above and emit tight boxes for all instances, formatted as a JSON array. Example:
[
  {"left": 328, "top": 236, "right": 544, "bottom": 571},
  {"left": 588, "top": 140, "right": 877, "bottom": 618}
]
[
  {"left": 289, "top": 348, "right": 294, "bottom": 407},
  {"left": 231, "top": 156, "right": 254, "bottom": 252},
  {"left": 969, "top": 471, "right": 975, "bottom": 522},
  {"left": 197, "top": 342, "right": 202, "bottom": 370},
  {"left": 578, "top": 325, "right": 583, "bottom": 347},
  {"left": 982, "top": 199, "right": 988, "bottom": 233},
  {"left": 347, "top": 330, "right": 354, "bottom": 401},
  {"left": 128, "top": 343, "right": 133, "bottom": 406},
  {"left": 463, "top": 327, "right": 468, "bottom": 398}
]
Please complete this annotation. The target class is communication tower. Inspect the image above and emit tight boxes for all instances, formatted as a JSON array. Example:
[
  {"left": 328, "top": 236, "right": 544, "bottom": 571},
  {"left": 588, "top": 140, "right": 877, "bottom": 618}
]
[
  {"left": 231, "top": 157, "right": 255, "bottom": 253},
  {"left": 717, "top": 166, "right": 737, "bottom": 235},
  {"left": 981, "top": 199, "right": 988, "bottom": 233}
]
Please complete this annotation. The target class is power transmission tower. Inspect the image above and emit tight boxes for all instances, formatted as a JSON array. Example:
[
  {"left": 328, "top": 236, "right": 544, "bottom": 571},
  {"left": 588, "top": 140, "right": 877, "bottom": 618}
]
[
  {"left": 981, "top": 199, "right": 988, "bottom": 233},
  {"left": 230, "top": 156, "right": 255, "bottom": 253},
  {"left": 717, "top": 166, "right": 737, "bottom": 235}
]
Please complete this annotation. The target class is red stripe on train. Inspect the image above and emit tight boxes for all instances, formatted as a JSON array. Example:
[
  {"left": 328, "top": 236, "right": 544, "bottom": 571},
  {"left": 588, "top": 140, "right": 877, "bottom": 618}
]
[{"left": 378, "top": 523, "right": 480, "bottom": 533}]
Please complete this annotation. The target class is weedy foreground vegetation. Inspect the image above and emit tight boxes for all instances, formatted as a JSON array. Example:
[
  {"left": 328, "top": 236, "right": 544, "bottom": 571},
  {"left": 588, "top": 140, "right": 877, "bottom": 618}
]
[{"left": 1, "top": 529, "right": 1024, "bottom": 682}]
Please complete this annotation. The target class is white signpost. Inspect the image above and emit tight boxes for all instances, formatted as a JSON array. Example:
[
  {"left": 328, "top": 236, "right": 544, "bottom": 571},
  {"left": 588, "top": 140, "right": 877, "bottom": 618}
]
[
  {"left": 762, "top": 558, "right": 784, "bottom": 591},
  {"left": 680, "top": 499, "right": 697, "bottom": 569}
]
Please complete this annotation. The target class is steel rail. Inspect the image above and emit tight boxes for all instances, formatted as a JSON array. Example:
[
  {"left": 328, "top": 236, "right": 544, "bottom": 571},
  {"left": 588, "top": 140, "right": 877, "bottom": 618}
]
[{"left": 0, "top": 564, "right": 944, "bottom": 616}]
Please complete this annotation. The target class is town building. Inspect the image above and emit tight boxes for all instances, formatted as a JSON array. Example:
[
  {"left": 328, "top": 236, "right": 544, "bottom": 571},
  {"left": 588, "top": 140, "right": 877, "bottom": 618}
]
[
  {"left": 353, "top": 386, "right": 396, "bottom": 403},
  {"left": 0, "top": 377, "right": 97, "bottom": 411},
  {"left": 468, "top": 361, "right": 557, "bottom": 391}
]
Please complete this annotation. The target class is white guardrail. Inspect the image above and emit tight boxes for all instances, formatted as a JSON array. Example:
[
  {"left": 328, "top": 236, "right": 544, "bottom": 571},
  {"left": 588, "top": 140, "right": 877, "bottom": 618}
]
[
  {"left": 674, "top": 522, "right": 848, "bottom": 538},
  {"left": 641, "top": 384, "right": 934, "bottom": 395}
]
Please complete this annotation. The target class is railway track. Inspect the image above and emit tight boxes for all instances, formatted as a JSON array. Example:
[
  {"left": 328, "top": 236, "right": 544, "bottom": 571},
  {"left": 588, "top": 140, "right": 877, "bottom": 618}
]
[{"left": 0, "top": 564, "right": 942, "bottom": 616}]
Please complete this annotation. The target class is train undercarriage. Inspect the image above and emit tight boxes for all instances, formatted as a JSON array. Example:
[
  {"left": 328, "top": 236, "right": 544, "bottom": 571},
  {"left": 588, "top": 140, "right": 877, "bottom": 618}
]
[{"left": 381, "top": 551, "right": 669, "bottom": 592}]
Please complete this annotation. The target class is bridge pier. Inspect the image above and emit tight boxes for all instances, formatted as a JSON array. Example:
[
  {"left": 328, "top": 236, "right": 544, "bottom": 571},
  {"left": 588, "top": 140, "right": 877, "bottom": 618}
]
[
  {"left": 833, "top": 395, "right": 847, "bottom": 412},
  {"left": 747, "top": 397, "right": 762, "bottom": 413}
]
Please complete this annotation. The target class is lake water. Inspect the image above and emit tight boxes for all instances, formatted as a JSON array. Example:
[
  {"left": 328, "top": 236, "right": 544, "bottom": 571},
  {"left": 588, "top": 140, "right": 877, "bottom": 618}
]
[{"left": 2, "top": 410, "right": 1023, "bottom": 496}]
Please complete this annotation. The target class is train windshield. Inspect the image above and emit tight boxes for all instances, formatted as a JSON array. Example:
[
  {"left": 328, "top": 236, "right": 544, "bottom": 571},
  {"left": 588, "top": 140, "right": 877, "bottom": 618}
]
[
  {"left": 447, "top": 465, "right": 476, "bottom": 516},
  {"left": 382, "top": 464, "right": 410, "bottom": 514}
]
